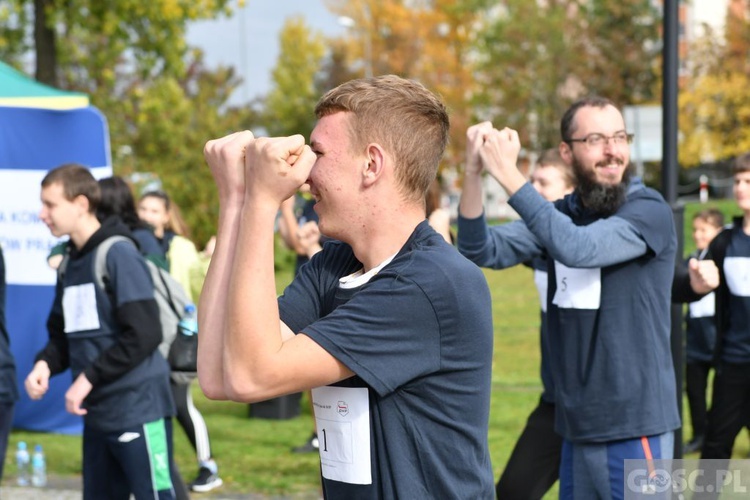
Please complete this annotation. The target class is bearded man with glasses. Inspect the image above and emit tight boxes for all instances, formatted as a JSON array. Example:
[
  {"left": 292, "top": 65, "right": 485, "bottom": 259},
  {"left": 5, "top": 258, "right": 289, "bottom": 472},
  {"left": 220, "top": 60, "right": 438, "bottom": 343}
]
[{"left": 458, "top": 96, "right": 679, "bottom": 500}]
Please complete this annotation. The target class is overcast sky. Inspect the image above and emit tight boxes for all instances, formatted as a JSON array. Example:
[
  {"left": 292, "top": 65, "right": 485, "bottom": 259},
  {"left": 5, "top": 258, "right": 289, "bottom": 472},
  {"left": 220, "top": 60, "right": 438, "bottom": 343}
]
[{"left": 186, "top": 0, "right": 344, "bottom": 105}]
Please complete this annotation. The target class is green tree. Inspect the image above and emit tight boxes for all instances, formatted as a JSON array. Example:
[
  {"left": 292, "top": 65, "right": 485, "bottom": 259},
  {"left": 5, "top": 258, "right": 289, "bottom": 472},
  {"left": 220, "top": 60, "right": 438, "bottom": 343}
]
[
  {"left": 0, "top": 0, "right": 249, "bottom": 245},
  {"left": 117, "top": 51, "right": 248, "bottom": 246},
  {"left": 473, "top": 0, "right": 660, "bottom": 152},
  {"left": 473, "top": 0, "right": 576, "bottom": 152},
  {"left": 579, "top": 0, "right": 661, "bottom": 105},
  {"left": 0, "top": 1, "right": 29, "bottom": 67},
  {"left": 0, "top": 0, "right": 233, "bottom": 90},
  {"left": 263, "top": 16, "right": 326, "bottom": 139}
]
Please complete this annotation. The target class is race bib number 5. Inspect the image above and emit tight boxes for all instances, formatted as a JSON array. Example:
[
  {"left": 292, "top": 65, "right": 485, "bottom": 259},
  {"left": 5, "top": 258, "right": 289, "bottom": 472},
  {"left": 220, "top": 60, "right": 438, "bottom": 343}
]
[
  {"left": 311, "top": 386, "right": 372, "bottom": 485},
  {"left": 552, "top": 262, "right": 602, "bottom": 310}
]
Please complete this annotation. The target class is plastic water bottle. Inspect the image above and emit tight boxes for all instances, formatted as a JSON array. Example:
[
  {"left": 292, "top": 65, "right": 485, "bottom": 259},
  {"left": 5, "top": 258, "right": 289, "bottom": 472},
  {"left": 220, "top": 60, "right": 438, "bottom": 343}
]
[
  {"left": 15, "top": 441, "right": 30, "bottom": 486},
  {"left": 178, "top": 303, "right": 198, "bottom": 336},
  {"left": 31, "top": 444, "right": 46, "bottom": 487}
]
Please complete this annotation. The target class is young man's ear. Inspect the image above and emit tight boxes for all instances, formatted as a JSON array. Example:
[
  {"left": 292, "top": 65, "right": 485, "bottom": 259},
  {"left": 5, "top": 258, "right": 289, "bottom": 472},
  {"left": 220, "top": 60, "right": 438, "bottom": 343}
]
[
  {"left": 363, "top": 144, "right": 386, "bottom": 187},
  {"left": 73, "top": 194, "right": 91, "bottom": 213}
]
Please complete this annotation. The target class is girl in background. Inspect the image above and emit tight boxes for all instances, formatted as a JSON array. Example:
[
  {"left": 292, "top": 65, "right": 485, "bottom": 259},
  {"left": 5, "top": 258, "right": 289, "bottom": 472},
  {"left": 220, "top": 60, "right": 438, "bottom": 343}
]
[
  {"left": 97, "top": 177, "right": 167, "bottom": 268},
  {"left": 138, "top": 191, "right": 201, "bottom": 301},
  {"left": 138, "top": 190, "right": 222, "bottom": 493}
]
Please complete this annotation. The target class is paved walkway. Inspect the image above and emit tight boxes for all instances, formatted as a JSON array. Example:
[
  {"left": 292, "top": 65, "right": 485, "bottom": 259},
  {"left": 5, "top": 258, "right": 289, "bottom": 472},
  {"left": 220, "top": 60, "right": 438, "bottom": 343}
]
[{"left": 1, "top": 476, "right": 321, "bottom": 499}]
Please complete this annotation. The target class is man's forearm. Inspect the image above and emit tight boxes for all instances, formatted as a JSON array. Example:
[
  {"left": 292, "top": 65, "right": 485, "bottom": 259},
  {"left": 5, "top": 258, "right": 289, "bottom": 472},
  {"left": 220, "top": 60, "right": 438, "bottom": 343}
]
[
  {"left": 198, "top": 202, "right": 243, "bottom": 400},
  {"left": 223, "top": 199, "right": 283, "bottom": 401},
  {"left": 459, "top": 172, "right": 485, "bottom": 219},
  {"left": 509, "top": 184, "right": 648, "bottom": 268}
]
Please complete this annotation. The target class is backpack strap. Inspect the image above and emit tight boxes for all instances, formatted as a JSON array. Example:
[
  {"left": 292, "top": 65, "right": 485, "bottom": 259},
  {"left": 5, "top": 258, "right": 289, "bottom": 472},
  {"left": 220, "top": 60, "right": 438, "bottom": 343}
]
[
  {"left": 154, "top": 265, "right": 182, "bottom": 320},
  {"left": 94, "top": 235, "right": 132, "bottom": 291},
  {"left": 95, "top": 235, "right": 182, "bottom": 320}
]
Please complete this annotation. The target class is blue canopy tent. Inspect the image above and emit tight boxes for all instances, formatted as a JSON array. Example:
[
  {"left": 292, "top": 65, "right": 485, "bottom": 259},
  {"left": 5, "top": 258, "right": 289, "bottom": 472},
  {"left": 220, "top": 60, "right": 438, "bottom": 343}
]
[{"left": 0, "top": 61, "right": 111, "bottom": 434}]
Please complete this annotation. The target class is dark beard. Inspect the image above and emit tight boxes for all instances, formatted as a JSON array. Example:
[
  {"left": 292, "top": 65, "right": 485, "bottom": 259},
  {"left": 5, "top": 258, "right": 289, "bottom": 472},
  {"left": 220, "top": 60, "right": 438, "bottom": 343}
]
[{"left": 574, "top": 160, "right": 632, "bottom": 217}]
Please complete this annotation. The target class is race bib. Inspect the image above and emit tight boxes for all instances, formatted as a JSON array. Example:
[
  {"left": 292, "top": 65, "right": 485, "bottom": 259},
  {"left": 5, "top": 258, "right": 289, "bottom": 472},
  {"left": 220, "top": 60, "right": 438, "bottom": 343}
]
[
  {"left": 689, "top": 292, "right": 715, "bottom": 318},
  {"left": 62, "top": 283, "right": 101, "bottom": 332},
  {"left": 552, "top": 262, "right": 601, "bottom": 310},
  {"left": 724, "top": 257, "right": 750, "bottom": 297},
  {"left": 534, "top": 269, "right": 548, "bottom": 313},
  {"left": 311, "top": 386, "right": 372, "bottom": 485}
]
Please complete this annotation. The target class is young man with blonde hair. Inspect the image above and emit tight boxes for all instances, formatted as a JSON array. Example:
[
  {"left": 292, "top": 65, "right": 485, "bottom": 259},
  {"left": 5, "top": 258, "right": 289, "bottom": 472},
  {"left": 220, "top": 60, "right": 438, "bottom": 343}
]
[{"left": 198, "top": 75, "right": 495, "bottom": 498}]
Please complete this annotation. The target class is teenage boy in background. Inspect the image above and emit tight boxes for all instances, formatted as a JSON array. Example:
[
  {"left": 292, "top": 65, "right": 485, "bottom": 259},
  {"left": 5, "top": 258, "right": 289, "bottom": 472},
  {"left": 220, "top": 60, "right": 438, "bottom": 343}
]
[{"left": 25, "top": 164, "right": 176, "bottom": 499}]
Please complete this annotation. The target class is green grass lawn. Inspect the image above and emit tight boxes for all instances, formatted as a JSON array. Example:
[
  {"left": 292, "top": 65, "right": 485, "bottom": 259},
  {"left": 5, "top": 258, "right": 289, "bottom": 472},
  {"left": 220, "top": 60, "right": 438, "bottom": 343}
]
[{"left": 5, "top": 200, "right": 748, "bottom": 497}]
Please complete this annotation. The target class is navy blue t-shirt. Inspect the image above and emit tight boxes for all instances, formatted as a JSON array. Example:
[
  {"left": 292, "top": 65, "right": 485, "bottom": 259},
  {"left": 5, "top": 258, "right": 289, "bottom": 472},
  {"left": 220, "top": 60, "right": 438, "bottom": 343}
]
[{"left": 279, "top": 221, "right": 494, "bottom": 499}]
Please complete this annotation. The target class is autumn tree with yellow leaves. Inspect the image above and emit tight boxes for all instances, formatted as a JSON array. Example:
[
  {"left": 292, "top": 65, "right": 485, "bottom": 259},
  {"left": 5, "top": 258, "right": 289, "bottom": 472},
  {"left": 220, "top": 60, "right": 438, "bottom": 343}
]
[
  {"left": 324, "top": 0, "right": 482, "bottom": 172},
  {"left": 678, "top": 10, "right": 750, "bottom": 167}
]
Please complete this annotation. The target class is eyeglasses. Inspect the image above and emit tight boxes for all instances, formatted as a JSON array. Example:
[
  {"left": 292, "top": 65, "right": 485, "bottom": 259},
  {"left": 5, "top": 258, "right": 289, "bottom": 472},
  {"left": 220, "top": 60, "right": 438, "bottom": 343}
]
[{"left": 566, "top": 131, "right": 634, "bottom": 149}]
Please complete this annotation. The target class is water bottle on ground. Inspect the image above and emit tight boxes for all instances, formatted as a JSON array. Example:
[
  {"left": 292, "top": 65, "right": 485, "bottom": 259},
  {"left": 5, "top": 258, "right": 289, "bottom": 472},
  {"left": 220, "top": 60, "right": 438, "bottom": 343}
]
[
  {"left": 31, "top": 444, "right": 46, "bottom": 487},
  {"left": 15, "top": 441, "right": 30, "bottom": 486},
  {"left": 178, "top": 303, "right": 198, "bottom": 336}
]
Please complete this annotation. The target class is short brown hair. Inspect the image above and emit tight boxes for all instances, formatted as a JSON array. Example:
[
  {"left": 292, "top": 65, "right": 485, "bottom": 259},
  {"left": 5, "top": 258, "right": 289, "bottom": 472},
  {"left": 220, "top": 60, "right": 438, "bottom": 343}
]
[
  {"left": 315, "top": 75, "right": 450, "bottom": 202},
  {"left": 41, "top": 163, "right": 101, "bottom": 213},
  {"left": 537, "top": 148, "right": 576, "bottom": 188},
  {"left": 693, "top": 208, "right": 724, "bottom": 229},
  {"left": 733, "top": 152, "right": 750, "bottom": 175},
  {"left": 561, "top": 96, "right": 618, "bottom": 142}
]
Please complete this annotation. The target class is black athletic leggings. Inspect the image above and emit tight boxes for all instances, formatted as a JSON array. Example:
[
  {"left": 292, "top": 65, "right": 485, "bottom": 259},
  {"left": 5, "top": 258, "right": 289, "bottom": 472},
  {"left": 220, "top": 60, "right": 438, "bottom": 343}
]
[{"left": 170, "top": 376, "right": 212, "bottom": 463}]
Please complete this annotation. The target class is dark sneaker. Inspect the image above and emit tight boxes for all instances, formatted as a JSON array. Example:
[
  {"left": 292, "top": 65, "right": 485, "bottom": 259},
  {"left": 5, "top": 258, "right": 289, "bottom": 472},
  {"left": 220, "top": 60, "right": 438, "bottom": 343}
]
[
  {"left": 684, "top": 435, "right": 704, "bottom": 454},
  {"left": 292, "top": 433, "right": 319, "bottom": 453},
  {"left": 190, "top": 466, "right": 223, "bottom": 493}
]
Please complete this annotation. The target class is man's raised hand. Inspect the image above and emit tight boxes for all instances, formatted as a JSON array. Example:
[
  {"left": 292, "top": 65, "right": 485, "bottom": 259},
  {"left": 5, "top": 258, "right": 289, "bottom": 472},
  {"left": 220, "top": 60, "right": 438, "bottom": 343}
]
[
  {"left": 474, "top": 126, "right": 527, "bottom": 196},
  {"left": 688, "top": 258, "right": 720, "bottom": 295},
  {"left": 465, "top": 122, "right": 493, "bottom": 176},
  {"left": 204, "top": 130, "right": 255, "bottom": 205},
  {"left": 244, "top": 134, "right": 316, "bottom": 207}
]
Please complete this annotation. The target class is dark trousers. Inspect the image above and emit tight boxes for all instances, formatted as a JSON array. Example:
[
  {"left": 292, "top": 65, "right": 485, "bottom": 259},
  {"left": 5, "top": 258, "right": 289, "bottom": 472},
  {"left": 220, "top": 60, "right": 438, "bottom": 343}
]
[
  {"left": 686, "top": 360, "right": 712, "bottom": 439},
  {"left": 0, "top": 402, "right": 14, "bottom": 482},
  {"left": 83, "top": 418, "right": 177, "bottom": 500},
  {"left": 496, "top": 399, "right": 562, "bottom": 499},
  {"left": 701, "top": 362, "right": 750, "bottom": 459}
]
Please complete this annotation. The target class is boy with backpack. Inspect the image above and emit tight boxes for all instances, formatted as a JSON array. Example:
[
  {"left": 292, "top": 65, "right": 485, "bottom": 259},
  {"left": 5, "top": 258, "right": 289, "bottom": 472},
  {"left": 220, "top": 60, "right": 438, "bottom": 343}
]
[{"left": 24, "top": 163, "right": 177, "bottom": 499}]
